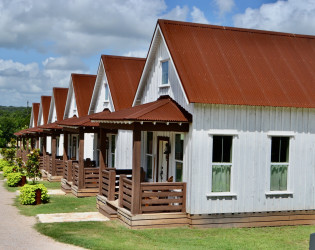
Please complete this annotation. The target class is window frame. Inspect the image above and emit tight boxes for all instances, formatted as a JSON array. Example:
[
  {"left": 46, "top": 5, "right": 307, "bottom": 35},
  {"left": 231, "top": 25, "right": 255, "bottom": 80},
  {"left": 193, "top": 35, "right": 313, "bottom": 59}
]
[
  {"left": 160, "top": 59, "right": 170, "bottom": 87},
  {"left": 145, "top": 131, "right": 154, "bottom": 181},
  {"left": 174, "top": 133, "right": 184, "bottom": 182}
]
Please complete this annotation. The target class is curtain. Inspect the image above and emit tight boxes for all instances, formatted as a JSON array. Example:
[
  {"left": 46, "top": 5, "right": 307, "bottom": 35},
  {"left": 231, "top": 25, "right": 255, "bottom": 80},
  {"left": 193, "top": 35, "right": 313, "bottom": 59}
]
[{"left": 212, "top": 165, "right": 231, "bottom": 192}]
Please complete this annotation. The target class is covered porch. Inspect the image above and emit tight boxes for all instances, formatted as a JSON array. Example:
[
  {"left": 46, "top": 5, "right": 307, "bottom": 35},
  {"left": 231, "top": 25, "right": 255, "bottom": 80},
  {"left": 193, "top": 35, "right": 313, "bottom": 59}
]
[{"left": 92, "top": 96, "right": 192, "bottom": 228}]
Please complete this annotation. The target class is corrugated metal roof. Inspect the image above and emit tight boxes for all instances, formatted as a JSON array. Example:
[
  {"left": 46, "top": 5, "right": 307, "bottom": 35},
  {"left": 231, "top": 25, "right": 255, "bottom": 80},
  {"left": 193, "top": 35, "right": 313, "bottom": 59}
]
[
  {"left": 53, "top": 88, "right": 68, "bottom": 121},
  {"left": 41, "top": 96, "right": 51, "bottom": 125},
  {"left": 158, "top": 19, "right": 315, "bottom": 108},
  {"left": 72, "top": 73, "right": 96, "bottom": 117},
  {"left": 32, "top": 103, "right": 40, "bottom": 127},
  {"left": 91, "top": 96, "right": 192, "bottom": 123},
  {"left": 38, "top": 122, "right": 61, "bottom": 130},
  {"left": 102, "top": 55, "right": 145, "bottom": 111}
]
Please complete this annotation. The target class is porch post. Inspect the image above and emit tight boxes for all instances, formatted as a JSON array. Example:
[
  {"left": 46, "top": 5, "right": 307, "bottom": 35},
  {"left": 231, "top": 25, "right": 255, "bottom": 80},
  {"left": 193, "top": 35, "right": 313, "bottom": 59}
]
[
  {"left": 42, "top": 136, "right": 47, "bottom": 171},
  {"left": 78, "top": 131, "right": 85, "bottom": 189},
  {"left": 51, "top": 133, "right": 57, "bottom": 176},
  {"left": 131, "top": 128, "right": 141, "bottom": 215},
  {"left": 26, "top": 138, "right": 29, "bottom": 153},
  {"left": 36, "top": 136, "right": 39, "bottom": 149},
  {"left": 63, "top": 132, "right": 68, "bottom": 162},
  {"left": 99, "top": 128, "right": 107, "bottom": 194}
]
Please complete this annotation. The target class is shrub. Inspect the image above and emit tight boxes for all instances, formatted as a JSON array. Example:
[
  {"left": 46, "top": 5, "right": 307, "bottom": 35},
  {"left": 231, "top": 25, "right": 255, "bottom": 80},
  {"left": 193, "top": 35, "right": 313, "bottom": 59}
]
[
  {"left": 1, "top": 148, "right": 16, "bottom": 164},
  {"left": 25, "top": 149, "right": 41, "bottom": 184},
  {"left": 3, "top": 165, "right": 15, "bottom": 177},
  {"left": 0, "top": 159, "right": 11, "bottom": 171},
  {"left": 7, "top": 172, "right": 22, "bottom": 187},
  {"left": 19, "top": 184, "right": 49, "bottom": 205}
]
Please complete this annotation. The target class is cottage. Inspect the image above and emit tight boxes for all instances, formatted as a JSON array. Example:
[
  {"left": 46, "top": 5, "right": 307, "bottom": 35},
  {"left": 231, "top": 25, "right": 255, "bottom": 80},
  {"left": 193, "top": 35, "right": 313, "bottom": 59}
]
[{"left": 91, "top": 19, "right": 315, "bottom": 228}]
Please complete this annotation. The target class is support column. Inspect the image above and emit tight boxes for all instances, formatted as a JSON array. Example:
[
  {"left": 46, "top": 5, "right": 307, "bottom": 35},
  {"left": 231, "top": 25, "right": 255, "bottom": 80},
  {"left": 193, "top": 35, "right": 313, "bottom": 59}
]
[
  {"left": 42, "top": 136, "right": 47, "bottom": 157},
  {"left": 36, "top": 136, "right": 39, "bottom": 149},
  {"left": 63, "top": 132, "right": 68, "bottom": 162},
  {"left": 26, "top": 138, "right": 29, "bottom": 153},
  {"left": 99, "top": 128, "right": 107, "bottom": 194},
  {"left": 78, "top": 131, "right": 85, "bottom": 189},
  {"left": 131, "top": 129, "right": 141, "bottom": 215},
  {"left": 51, "top": 134, "right": 57, "bottom": 176}
]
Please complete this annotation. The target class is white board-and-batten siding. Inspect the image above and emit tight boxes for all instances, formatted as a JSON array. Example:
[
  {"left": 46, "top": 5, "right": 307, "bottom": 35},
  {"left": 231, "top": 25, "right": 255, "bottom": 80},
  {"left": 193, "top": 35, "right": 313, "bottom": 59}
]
[{"left": 188, "top": 103, "right": 315, "bottom": 215}]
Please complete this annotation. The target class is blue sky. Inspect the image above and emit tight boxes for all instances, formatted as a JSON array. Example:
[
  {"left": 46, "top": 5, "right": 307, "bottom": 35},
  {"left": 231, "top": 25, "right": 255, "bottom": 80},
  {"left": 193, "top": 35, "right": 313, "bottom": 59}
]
[{"left": 0, "top": 0, "right": 314, "bottom": 106}]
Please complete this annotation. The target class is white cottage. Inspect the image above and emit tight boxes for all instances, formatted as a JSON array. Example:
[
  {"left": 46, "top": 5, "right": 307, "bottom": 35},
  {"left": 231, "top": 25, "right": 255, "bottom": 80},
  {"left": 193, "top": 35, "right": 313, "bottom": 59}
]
[
  {"left": 92, "top": 19, "right": 315, "bottom": 228},
  {"left": 37, "top": 96, "right": 52, "bottom": 154}
]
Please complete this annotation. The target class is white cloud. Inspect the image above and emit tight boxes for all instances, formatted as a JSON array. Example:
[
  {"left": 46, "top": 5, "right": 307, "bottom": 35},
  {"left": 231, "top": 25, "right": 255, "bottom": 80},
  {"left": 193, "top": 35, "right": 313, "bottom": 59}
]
[
  {"left": 0, "top": 58, "right": 88, "bottom": 106},
  {"left": 123, "top": 50, "right": 148, "bottom": 58},
  {"left": 234, "top": 0, "right": 315, "bottom": 35},
  {"left": 191, "top": 6, "right": 209, "bottom": 24},
  {"left": 161, "top": 5, "right": 189, "bottom": 21},
  {"left": 213, "top": 0, "right": 235, "bottom": 16}
]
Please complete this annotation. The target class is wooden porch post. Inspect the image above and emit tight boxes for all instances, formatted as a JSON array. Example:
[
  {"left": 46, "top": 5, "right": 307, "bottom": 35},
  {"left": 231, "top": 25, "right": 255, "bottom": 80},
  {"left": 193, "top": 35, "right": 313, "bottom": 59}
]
[
  {"left": 63, "top": 132, "right": 68, "bottom": 162},
  {"left": 99, "top": 128, "right": 107, "bottom": 194},
  {"left": 78, "top": 131, "right": 85, "bottom": 189},
  {"left": 131, "top": 129, "right": 141, "bottom": 215},
  {"left": 42, "top": 136, "right": 47, "bottom": 157},
  {"left": 26, "top": 138, "right": 29, "bottom": 153},
  {"left": 51, "top": 134, "right": 57, "bottom": 176},
  {"left": 36, "top": 136, "right": 39, "bottom": 149}
]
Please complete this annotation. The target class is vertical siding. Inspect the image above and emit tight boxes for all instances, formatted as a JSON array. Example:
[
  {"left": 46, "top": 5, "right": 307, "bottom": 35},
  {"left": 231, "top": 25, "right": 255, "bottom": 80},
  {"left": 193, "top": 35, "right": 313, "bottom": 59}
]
[
  {"left": 84, "top": 133, "right": 94, "bottom": 160},
  {"left": 46, "top": 136, "right": 51, "bottom": 154},
  {"left": 139, "top": 33, "right": 192, "bottom": 113},
  {"left": 68, "top": 91, "right": 77, "bottom": 118},
  {"left": 94, "top": 73, "right": 114, "bottom": 113},
  {"left": 115, "top": 130, "right": 133, "bottom": 170},
  {"left": 189, "top": 104, "right": 315, "bottom": 214}
]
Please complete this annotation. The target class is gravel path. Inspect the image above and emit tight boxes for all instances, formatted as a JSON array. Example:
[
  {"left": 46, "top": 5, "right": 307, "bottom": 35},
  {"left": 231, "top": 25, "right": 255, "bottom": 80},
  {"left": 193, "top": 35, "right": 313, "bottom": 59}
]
[{"left": 0, "top": 180, "right": 85, "bottom": 250}]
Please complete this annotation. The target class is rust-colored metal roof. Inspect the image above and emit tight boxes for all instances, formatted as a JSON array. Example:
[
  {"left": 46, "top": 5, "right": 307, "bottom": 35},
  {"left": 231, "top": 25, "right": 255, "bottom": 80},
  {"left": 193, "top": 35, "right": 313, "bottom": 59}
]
[
  {"left": 58, "top": 110, "right": 110, "bottom": 127},
  {"left": 25, "top": 127, "right": 44, "bottom": 133},
  {"left": 158, "top": 19, "right": 315, "bottom": 108},
  {"left": 91, "top": 96, "right": 192, "bottom": 123},
  {"left": 38, "top": 122, "right": 61, "bottom": 130},
  {"left": 72, "top": 73, "right": 96, "bottom": 117},
  {"left": 41, "top": 96, "right": 51, "bottom": 125},
  {"left": 53, "top": 87, "right": 68, "bottom": 121},
  {"left": 32, "top": 103, "right": 40, "bottom": 127},
  {"left": 102, "top": 55, "right": 145, "bottom": 111}
]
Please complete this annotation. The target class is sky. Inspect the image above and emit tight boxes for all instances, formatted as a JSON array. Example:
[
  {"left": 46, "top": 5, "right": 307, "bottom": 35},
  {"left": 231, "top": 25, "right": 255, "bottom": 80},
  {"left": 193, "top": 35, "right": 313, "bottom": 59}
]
[{"left": 0, "top": 0, "right": 315, "bottom": 107}]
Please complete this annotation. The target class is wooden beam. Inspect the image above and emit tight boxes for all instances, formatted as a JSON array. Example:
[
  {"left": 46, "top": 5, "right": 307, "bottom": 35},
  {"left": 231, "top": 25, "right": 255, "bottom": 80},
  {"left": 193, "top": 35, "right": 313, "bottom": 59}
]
[
  {"left": 98, "top": 128, "right": 107, "bottom": 194},
  {"left": 63, "top": 132, "right": 68, "bottom": 162},
  {"left": 131, "top": 129, "right": 141, "bottom": 215},
  {"left": 51, "top": 134, "right": 57, "bottom": 176},
  {"left": 78, "top": 131, "right": 85, "bottom": 189},
  {"left": 99, "top": 122, "right": 189, "bottom": 132},
  {"left": 42, "top": 136, "right": 47, "bottom": 157}
]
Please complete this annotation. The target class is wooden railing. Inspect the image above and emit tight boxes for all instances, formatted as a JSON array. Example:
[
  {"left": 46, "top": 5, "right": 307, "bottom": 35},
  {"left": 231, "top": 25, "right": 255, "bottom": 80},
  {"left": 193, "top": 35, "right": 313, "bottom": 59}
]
[
  {"left": 22, "top": 150, "right": 28, "bottom": 162},
  {"left": 55, "top": 159, "right": 64, "bottom": 176},
  {"left": 119, "top": 177, "right": 133, "bottom": 211},
  {"left": 39, "top": 155, "right": 44, "bottom": 170},
  {"left": 44, "top": 155, "right": 50, "bottom": 171},
  {"left": 139, "top": 182, "right": 186, "bottom": 214},
  {"left": 49, "top": 157, "right": 52, "bottom": 174},
  {"left": 73, "top": 163, "right": 79, "bottom": 187},
  {"left": 64, "top": 160, "right": 77, "bottom": 182},
  {"left": 16, "top": 149, "right": 22, "bottom": 158},
  {"left": 84, "top": 168, "right": 99, "bottom": 189},
  {"left": 100, "top": 169, "right": 132, "bottom": 201}
]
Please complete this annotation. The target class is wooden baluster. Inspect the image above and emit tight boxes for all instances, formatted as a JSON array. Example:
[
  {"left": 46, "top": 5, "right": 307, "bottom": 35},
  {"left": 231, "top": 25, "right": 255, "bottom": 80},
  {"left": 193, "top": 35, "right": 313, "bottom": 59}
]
[{"left": 118, "top": 174, "right": 126, "bottom": 208}]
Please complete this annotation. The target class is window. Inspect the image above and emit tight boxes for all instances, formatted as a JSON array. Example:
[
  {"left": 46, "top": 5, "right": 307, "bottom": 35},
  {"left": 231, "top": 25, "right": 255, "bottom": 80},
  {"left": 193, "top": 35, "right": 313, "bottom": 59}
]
[
  {"left": 110, "top": 134, "right": 116, "bottom": 167},
  {"left": 270, "top": 137, "right": 289, "bottom": 191},
  {"left": 105, "top": 84, "right": 109, "bottom": 101},
  {"left": 175, "top": 134, "right": 184, "bottom": 182},
  {"left": 146, "top": 132, "right": 153, "bottom": 180},
  {"left": 211, "top": 136, "right": 232, "bottom": 192},
  {"left": 161, "top": 60, "right": 169, "bottom": 85}
]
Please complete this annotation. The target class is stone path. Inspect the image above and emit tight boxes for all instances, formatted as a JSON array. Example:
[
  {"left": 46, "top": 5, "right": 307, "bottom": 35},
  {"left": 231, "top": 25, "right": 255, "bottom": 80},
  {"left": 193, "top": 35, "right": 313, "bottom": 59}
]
[
  {"left": 37, "top": 212, "right": 109, "bottom": 223},
  {"left": 16, "top": 189, "right": 66, "bottom": 195},
  {"left": 0, "top": 179, "right": 85, "bottom": 250}
]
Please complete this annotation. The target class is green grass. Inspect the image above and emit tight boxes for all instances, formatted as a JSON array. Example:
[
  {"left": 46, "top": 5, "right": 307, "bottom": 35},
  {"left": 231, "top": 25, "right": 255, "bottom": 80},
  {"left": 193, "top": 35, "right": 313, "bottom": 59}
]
[
  {"left": 37, "top": 181, "right": 61, "bottom": 189},
  {"left": 35, "top": 221, "right": 314, "bottom": 250},
  {"left": 15, "top": 194, "right": 97, "bottom": 216}
]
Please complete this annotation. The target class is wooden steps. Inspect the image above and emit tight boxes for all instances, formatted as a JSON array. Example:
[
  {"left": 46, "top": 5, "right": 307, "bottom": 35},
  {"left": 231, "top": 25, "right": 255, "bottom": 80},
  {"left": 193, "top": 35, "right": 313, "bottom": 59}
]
[
  {"left": 98, "top": 203, "right": 118, "bottom": 220},
  {"left": 71, "top": 185, "right": 99, "bottom": 197},
  {"left": 61, "top": 178, "right": 72, "bottom": 193}
]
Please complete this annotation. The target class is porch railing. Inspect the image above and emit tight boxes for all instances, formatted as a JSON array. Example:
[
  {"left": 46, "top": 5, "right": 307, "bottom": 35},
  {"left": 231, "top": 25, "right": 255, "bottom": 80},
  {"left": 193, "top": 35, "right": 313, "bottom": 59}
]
[
  {"left": 39, "top": 155, "right": 44, "bottom": 170},
  {"left": 100, "top": 169, "right": 132, "bottom": 201},
  {"left": 73, "top": 163, "right": 79, "bottom": 187},
  {"left": 84, "top": 168, "right": 99, "bottom": 189},
  {"left": 55, "top": 159, "right": 64, "bottom": 176},
  {"left": 16, "top": 149, "right": 22, "bottom": 158},
  {"left": 119, "top": 180, "right": 186, "bottom": 214},
  {"left": 64, "top": 160, "right": 77, "bottom": 182},
  {"left": 49, "top": 157, "right": 52, "bottom": 174}
]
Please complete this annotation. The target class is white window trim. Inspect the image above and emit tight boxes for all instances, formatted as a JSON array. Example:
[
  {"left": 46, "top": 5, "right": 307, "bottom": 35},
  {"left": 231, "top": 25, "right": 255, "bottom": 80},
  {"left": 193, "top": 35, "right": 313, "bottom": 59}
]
[
  {"left": 267, "top": 135, "right": 292, "bottom": 194},
  {"left": 160, "top": 58, "right": 170, "bottom": 87},
  {"left": 209, "top": 133, "right": 237, "bottom": 196},
  {"left": 145, "top": 132, "right": 154, "bottom": 182},
  {"left": 104, "top": 83, "right": 110, "bottom": 102}
]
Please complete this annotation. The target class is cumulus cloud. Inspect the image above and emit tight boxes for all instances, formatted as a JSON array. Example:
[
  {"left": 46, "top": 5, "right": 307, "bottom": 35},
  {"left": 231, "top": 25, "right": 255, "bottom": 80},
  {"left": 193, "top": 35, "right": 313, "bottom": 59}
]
[
  {"left": 213, "top": 0, "right": 235, "bottom": 16},
  {"left": 234, "top": 0, "right": 315, "bottom": 35},
  {"left": 191, "top": 6, "right": 209, "bottom": 24}
]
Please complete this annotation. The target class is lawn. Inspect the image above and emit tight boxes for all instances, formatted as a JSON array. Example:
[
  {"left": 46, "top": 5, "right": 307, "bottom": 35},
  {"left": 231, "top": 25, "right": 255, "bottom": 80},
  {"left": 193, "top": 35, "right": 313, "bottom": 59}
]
[
  {"left": 35, "top": 221, "right": 314, "bottom": 250},
  {"left": 2, "top": 178, "right": 61, "bottom": 192},
  {"left": 15, "top": 194, "right": 97, "bottom": 216}
]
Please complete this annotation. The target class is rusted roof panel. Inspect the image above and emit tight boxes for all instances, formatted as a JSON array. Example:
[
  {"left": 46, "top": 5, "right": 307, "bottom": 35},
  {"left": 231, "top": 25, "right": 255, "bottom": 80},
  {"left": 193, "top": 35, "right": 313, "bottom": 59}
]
[
  {"left": 91, "top": 96, "right": 192, "bottom": 123},
  {"left": 53, "top": 88, "right": 68, "bottom": 121},
  {"left": 58, "top": 110, "right": 110, "bottom": 127},
  {"left": 41, "top": 96, "right": 51, "bottom": 125},
  {"left": 101, "top": 55, "right": 145, "bottom": 111},
  {"left": 38, "top": 122, "right": 61, "bottom": 130},
  {"left": 158, "top": 19, "right": 315, "bottom": 108},
  {"left": 72, "top": 73, "right": 96, "bottom": 117},
  {"left": 32, "top": 103, "right": 40, "bottom": 127}
]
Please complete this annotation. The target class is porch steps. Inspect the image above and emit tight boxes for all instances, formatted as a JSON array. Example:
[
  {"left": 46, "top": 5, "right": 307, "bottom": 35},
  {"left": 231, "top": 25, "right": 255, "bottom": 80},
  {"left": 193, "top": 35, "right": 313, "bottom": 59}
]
[
  {"left": 60, "top": 178, "right": 72, "bottom": 193},
  {"left": 98, "top": 203, "right": 118, "bottom": 220},
  {"left": 71, "top": 185, "right": 99, "bottom": 197}
]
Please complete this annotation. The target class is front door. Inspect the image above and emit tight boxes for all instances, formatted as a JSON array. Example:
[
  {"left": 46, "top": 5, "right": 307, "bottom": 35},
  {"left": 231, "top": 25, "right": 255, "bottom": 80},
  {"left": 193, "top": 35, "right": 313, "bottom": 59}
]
[{"left": 156, "top": 137, "right": 170, "bottom": 182}]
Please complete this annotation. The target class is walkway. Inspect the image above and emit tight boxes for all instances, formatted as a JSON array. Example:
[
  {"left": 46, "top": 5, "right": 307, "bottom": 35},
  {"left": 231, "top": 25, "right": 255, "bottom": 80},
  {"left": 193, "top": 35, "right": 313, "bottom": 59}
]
[{"left": 0, "top": 179, "right": 85, "bottom": 250}]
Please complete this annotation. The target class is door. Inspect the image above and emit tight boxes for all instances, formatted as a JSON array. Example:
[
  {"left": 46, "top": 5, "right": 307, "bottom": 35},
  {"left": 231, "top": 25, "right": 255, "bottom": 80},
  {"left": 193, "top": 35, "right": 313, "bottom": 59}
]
[{"left": 156, "top": 137, "right": 170, "bottom": 182}]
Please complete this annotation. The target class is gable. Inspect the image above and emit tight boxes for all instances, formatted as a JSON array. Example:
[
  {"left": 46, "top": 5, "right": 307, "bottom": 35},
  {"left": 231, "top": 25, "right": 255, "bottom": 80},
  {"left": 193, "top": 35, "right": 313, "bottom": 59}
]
[
  {"left": 29, "top": 103, "right": 39, "bottom": 128},
  {"left": 133, "top": 26, "right": 191, "bottom": 113},
  {"left": 158, "top": 19, "right": 315, "bottom": 108}
]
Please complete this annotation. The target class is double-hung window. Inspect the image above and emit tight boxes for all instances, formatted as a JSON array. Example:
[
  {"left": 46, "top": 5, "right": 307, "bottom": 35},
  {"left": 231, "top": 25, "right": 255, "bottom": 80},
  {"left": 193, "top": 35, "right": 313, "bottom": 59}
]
[
  {"left": 161, "top": 60, "right": 169, "bottom": 85},
  {"left": 211, "top": 136, "right": 233, "bottom": 192},
  {"left": 146, "top": 132, "right": 153, "bottom": 180},
  {"left": 270, "top": 137, "right": 289, "bottom": 191},
  {"left": 175, "top": 134, "right": 184, "bottom": 182}
]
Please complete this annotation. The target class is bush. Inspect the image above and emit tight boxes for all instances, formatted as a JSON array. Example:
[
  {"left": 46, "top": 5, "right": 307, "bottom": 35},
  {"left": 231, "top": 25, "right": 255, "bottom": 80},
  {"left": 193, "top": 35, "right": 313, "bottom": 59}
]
[
  {"left": 3, "top": 165, "right": 15, "bottom": 177},
  {"left": 1, "top": 148, "right": 16, "bottom": 164},
  {"left": 19, "top": 184, "right": 49, "bottom": 205},
  {"left": 25, "top": 149, "right": 41, "bottom": 184},
  {"left": 7, "top": 172, "right": 22, "bottom": 187},
  {"left": 0, "top": 159, "right": 11, "bottom": 171}
]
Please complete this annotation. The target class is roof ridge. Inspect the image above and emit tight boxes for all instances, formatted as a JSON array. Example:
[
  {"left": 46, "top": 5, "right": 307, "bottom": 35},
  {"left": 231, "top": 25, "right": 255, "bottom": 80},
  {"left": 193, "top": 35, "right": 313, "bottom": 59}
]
[
  {"left": 158, "top": 19, "right": 315, "bottom": 40},
  {"left": 102, "top": 55, "right": 146, "bottom": 61}
]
